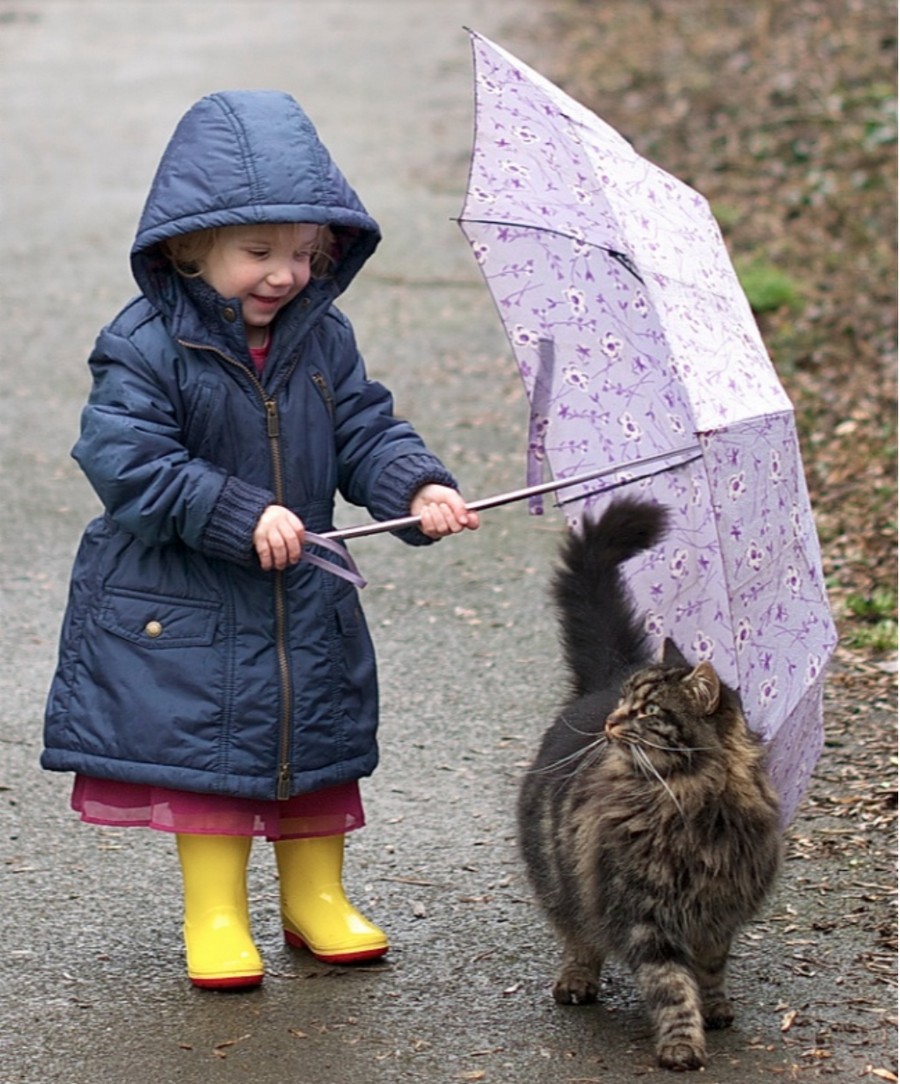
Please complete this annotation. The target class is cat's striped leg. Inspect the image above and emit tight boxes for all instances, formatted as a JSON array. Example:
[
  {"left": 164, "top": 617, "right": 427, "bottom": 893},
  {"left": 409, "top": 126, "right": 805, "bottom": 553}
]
[
  {"left": 632, "top": 949, "right": 707, "bottom": 1070},
  {"left": 693, "top": 940, "right": 735, "bottom": 1030},
  {"left": 552, "top": 937, "right": 603, "bottom": 1005}
]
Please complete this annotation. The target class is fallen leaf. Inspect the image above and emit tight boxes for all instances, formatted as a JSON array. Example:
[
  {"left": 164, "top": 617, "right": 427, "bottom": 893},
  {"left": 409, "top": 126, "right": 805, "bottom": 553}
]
[{"left": 213, "top": 1034, "right": 251, "bottom": 1054}]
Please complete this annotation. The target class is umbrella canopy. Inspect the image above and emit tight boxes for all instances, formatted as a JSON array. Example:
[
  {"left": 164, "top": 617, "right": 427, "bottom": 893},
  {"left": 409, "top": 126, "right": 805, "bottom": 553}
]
[{"left": 458, "top": 29, "right": 837, "bottom": 823}]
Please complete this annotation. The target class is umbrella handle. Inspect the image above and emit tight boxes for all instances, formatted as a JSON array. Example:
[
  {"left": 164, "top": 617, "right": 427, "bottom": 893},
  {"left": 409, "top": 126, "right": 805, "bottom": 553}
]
[{"left": 322, "top": 445, "right": 702, "bottom": 541}]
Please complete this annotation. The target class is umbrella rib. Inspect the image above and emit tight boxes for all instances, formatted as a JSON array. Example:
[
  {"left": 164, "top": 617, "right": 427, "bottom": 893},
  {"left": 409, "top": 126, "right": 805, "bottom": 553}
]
[
  {"left": 456, "top": 217, "right": 645, "bottom": 282},
  {"left": 554, "top": 449, "right": 703, "bottom": 508}
]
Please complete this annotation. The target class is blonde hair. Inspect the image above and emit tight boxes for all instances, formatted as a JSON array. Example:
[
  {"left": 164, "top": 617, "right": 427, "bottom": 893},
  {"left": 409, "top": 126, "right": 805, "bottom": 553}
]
[{"left": 162, "top": 223, "right": 336, "bottom": 280}]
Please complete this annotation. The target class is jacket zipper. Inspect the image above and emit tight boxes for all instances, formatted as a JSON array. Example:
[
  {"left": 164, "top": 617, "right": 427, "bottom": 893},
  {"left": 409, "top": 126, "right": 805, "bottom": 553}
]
[
  {"left": 265, "top": 400, "right": 296, "bottom": 800},
  {"left": 311, "top": 371, "right": 335, "bottom": 419},
  {"left": 179, "top": 340, "right": 296, "bottom": 800}
]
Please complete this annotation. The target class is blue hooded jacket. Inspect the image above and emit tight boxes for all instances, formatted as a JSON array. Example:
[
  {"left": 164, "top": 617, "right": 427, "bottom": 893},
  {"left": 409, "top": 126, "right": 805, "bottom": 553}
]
[{"left": 42, "top": 90, "right": 456, "bottom": 800}]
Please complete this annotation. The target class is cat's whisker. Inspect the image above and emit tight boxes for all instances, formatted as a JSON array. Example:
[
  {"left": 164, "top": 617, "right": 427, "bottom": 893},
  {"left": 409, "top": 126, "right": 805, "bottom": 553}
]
[
  {"left": 631, "top": 745, "right": 686, "bottom": 817},
  {"left": 560, "top": 714, "right": 607, "bottom": 739},
  {"left": 632, "top": 737, "right": 718, "bottom": 755},
  {"left": 528, "top": 735, "right": 607, "bottom": 777},
  {"left": 569, "top": 736, "right": 608, "bottom": 780},
  {"left": 526, "top": 710, "right": 612, "bottom": 778}
]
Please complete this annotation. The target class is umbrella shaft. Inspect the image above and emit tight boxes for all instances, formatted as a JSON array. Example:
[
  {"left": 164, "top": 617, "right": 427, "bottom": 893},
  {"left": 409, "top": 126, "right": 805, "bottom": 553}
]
[{"left": 323, "top": 444, "right": 702, "bottom": 541}]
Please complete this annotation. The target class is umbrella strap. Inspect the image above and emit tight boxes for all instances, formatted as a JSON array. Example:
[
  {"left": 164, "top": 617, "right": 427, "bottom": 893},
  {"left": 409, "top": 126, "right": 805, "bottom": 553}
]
[{"left": 300, "top": 533, "right": 367, "bottom": 589}]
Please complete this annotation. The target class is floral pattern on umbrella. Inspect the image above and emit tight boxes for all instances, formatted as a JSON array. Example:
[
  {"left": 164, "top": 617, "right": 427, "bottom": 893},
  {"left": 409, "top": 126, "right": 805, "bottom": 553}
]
[{"left": 458, "top": 30, "right": 837, "bottom": 823}]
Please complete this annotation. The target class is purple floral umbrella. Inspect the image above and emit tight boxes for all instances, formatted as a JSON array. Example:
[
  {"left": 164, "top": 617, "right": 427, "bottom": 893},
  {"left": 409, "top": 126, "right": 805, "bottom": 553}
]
[{"left": 456, "top": 29, "right": 837, "bottom": 823}]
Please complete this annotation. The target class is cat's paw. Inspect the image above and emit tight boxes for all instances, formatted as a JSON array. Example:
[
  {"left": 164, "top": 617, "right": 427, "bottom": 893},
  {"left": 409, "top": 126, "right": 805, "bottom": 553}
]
[
  {"left": 703, "top": 1000, "right": 735, "bottom": 1030},
  {"left": 552, "top": 968, "right": 599, "bottom": 1005},
  {"left": 656, "top": 1040, "right": 706, "bottom": 1071}
]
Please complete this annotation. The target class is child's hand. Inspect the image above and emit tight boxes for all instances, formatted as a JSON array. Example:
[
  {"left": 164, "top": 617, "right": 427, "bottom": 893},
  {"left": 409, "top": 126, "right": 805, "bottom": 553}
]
[
  {"left": 411, "top": 484, "right": 480, "bottom": 539},
  {"left": 253, "top": 504, "right": 305, "bottom": 570}
]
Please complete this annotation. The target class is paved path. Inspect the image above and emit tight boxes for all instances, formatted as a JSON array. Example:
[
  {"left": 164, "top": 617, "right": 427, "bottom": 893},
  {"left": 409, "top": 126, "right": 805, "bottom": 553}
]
[{"left": 0, "top": 4, "right": 868, "bottom": 1083}]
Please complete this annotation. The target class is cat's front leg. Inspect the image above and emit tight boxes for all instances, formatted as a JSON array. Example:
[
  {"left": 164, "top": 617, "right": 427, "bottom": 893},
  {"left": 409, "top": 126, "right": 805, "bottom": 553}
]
[
  {"left": 632, "top": 957, "right": 707, "bottom": 1071},
  {"left": 553, "top": 939, "right": 603, "bottom": 1005},
  {"left": 693, "top": 941, "right": 735, "bottom": 1030}
]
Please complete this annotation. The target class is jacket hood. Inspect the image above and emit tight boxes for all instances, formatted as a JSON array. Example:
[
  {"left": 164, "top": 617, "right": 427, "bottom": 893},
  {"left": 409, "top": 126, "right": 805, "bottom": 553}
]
[{"left": 131, "top": 90, "right": 381, "bottom": 309}]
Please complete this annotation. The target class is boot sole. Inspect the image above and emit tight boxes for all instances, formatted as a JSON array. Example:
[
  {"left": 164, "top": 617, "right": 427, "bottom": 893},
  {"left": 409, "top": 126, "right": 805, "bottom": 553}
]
[
  {"left": 190, "top": 973, "right": 264, "bottom": 989},
  {"left": 283, "top": 928, "right": 388, "bottom": 964}
]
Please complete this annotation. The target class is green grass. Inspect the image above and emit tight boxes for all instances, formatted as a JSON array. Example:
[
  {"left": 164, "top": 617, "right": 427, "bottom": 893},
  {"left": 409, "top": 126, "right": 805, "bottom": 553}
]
[
  {"left": 736, "top": 258, "right": 803, "bottom": 314},
  {"left": 844, "top": 619, "right": 898, "bottom": 652},
  {"left": 844, "top": 589, "right": 899, "bottom": 652},
  {"left": 847, "top": 588, "right": 897, "bottom": 621}
]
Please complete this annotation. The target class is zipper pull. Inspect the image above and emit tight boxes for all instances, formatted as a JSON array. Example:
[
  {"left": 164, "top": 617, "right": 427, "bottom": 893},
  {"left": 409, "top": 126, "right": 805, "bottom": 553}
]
[
  {"left": 266, "top": 400, "right": 280, "bottom": 438},
  {"left": 277, "top": 762, "right": 292, "bottom": 800}
]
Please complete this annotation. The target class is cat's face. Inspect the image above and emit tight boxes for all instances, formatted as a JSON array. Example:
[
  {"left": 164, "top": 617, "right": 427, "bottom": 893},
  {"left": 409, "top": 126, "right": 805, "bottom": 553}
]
[{"left": 604, "top": 661, "right": 723, "bottom": 772}]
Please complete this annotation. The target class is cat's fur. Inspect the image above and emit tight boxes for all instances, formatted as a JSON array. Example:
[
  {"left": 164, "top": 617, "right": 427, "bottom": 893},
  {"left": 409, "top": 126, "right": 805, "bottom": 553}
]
[{"left": 518, "top": 497, "right": 782, "bottom": 1072}]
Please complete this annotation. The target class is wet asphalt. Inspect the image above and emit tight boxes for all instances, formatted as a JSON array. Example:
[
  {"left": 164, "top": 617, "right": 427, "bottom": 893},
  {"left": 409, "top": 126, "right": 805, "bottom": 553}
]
[{"left": 0, "top": 3, "right": 881, "bottom": 1083}]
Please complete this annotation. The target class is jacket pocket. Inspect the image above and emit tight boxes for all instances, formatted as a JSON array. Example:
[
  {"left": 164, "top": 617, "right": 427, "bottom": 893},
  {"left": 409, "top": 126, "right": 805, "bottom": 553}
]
[
  {"left": 334, "top": 591, "right": 363, "bottom": 637},
  {"left": 97, "top": 588, "right": 220, "bottom": 648},
  {"left": 183, "top": 379, "right": 221, "bottom": 458}
]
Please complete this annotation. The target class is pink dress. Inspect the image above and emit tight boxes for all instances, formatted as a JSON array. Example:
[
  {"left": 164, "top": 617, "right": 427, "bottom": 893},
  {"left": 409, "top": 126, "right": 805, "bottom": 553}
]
[
  {"left": 70, "top": 339, "right": 366, "bottom": 841},
  {"left": 71, "top": 775, "right": 364, "bottom": 840}
]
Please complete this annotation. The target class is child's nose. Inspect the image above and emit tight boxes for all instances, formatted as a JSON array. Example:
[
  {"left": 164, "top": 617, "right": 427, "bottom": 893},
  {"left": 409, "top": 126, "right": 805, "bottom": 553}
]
[{"left": 267, "top": 261, "right": 295, "bottom": 286}]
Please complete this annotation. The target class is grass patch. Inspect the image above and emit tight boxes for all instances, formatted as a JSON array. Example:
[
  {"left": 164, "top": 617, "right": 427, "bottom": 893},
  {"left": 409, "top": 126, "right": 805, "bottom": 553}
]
[
  {"left": 844, "top": 619, "right": 898, "bottom": 653},
  {"left": 735, "top": 258, "right": 803, "bottom": 314},
  {"left": 844, "top": 589, "right": 898, "bottom": 652},
  {"left": 846, "top": 588, "right": 897, "bottom": 622}
]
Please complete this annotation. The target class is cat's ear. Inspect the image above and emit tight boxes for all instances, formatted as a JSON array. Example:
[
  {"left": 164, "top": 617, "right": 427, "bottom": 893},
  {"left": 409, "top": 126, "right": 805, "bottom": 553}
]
[
  {"left": 661, "top": 637, "right": 689, "bottom": 668},
  {"left": 683, "top": 661, "right": 720, "bottom": 715}
]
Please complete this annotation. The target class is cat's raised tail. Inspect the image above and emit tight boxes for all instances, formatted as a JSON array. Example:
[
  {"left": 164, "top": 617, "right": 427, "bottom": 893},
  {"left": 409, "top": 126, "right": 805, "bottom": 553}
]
[{"left": 553, "top": 497, "right": 669, "bottom": 699}]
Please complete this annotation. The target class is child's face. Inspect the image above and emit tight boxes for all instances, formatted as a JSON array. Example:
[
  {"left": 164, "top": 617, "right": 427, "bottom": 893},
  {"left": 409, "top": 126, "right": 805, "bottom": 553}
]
[{"left": 200, "top": 223, "right": 321, "bottom": 346}]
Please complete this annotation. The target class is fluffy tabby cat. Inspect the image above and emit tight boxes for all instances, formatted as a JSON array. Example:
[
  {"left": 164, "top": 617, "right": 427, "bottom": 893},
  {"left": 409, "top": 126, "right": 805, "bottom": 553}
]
[{"left": 518, "top": 497, "right": 782, "bottom": 1072}]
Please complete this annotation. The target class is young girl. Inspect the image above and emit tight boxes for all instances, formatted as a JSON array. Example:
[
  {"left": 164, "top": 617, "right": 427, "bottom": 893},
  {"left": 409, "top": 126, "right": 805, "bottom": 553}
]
[{"left": 42, "top": 89, "right": 479, "bottom": 989}]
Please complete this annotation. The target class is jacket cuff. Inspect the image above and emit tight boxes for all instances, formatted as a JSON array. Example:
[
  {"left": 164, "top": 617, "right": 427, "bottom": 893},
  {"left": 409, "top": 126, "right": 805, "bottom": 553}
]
[
  {"left": 201, "top": 476, "right": 274, "bottom": 563},
  {"left": 369, "top": 454, "right": 458, "bottom": 547}
]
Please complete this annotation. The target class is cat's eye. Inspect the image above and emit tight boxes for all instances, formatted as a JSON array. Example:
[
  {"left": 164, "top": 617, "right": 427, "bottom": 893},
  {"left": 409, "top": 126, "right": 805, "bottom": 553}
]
[{"left": 641, "top": 703, "right": 661, "bottom": 717}]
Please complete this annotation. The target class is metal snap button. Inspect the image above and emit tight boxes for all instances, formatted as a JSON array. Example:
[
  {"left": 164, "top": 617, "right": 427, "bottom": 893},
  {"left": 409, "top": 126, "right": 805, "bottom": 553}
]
[
  {"left": 223, "top": 306, "right": 237, "bottom": 322},
  {"left": 144, "top": 620, "right": 163, "bottom": 638}
]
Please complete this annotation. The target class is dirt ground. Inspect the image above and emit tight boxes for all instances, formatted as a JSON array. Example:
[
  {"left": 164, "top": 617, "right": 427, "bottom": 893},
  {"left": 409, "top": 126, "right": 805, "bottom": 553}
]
[{"left": 533, "top": 2, "right": 898, "bottom": 1078}]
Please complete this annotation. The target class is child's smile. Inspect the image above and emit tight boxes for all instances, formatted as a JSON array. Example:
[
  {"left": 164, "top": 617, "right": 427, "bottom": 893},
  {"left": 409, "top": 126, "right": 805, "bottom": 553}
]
[{"left": 201, "top": 222, "right": 321, "bottom": 347}]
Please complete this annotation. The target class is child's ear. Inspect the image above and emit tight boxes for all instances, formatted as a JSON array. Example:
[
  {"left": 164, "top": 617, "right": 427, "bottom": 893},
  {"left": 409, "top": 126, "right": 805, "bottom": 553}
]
[{"left": 661, "top": 637, "right": 689, "bottom": 668}]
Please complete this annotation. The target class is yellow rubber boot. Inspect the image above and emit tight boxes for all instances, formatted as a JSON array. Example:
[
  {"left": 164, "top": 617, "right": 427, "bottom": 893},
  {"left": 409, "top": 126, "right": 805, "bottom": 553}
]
[
  {"left": 275, "top": 835, "right": 388, "bottom": 964},
  {"left": 176, "top": 834, "right": 264, "bottom": 989}
]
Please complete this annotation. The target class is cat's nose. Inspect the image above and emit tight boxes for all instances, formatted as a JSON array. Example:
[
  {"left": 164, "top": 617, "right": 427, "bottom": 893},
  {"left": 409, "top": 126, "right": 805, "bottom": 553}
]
[{"left": 605, "top": 709, "right": 626, "bottom": 736}]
